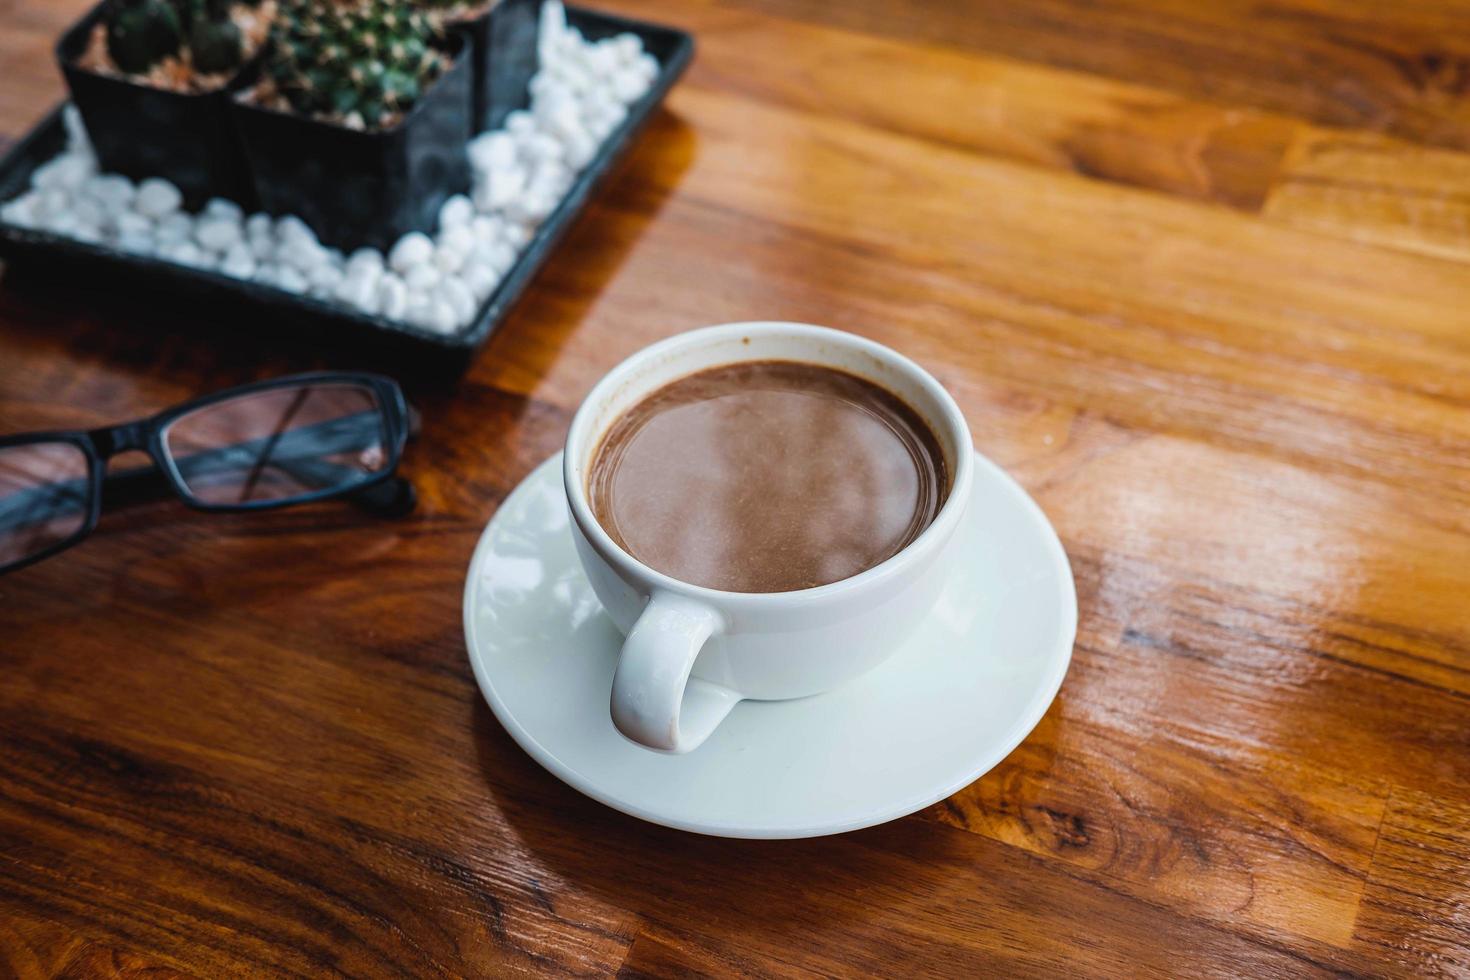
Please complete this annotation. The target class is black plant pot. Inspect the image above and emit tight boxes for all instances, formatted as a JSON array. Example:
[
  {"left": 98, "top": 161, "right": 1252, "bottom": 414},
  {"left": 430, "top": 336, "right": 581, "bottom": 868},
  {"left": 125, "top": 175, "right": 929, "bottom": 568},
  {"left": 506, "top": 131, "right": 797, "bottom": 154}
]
[
  {"left": 56, "top": 0, "right": 260, "bottom": 208},
  {"left": 457, "top": 0, "right": 544, "bottom": 134},
  {"left": 231, "top": 37, "right": 473, "bottom": 252}
]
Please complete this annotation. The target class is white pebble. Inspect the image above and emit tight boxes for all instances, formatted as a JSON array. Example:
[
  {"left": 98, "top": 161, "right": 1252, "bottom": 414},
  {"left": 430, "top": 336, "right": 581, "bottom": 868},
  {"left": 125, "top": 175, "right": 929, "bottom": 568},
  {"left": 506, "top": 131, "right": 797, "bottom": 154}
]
[
  {"left": 541, "top": 1, "right": 567, "bottom": 42},
  {"left": 585, "top": 41, "right": 620, "bottom": 77},
  {"left": 610, "top": 33, "right": 643, "bottom": 65},
  {"left": 202, "top": 197, "right": 243, "bottom": 222},
  {"left": 520, "top": 131, "right": 566, "bottom": 166},
  {"left": 505, "top": 110, "right": 536, "bottom": 136},
  {"left": 219, "top": 242, "right": 256, "bottom": 279},
  {"left": 633, "top": 52, "right": 660, "bottom": 82},
  {"left": 534, "top": 86, "right": 577, "bottom": 122},
  {"left": 160, "top": 240, "right": 207, "bottom": 267},
  {"left": 474, "top": 166, "right": 526, "bottom": 211},
  {"left": 429, "top": 299, "right": 458, "bottom": 333},
  {"left": 404, "top": 296, "right": 435, "bottom": 330},
  {"left": 468, "top": 131, "right": 518, "bottom": 175},
  {"left": 583, "top": 88, "right": 622, "bottom": 119},
  {"left": 135, "top": 177, "right": 183, "bottom": 218},
  {"left": 528, "top": 73, "right": 566, "bottom": 105},
  {"left": 563, "top": 130, "right": 596, "bottom": 170},
  {"left": 471, "top": 214, "right": 504, "bottom": 244},
  {"left": 0, "top": 193, "right": 40, "bottom": 228},
  {"left": 334, "top": 273, "right": 375, "bottom": 311},
  {"left": 70, "top": 196, "right": 106, "bottom": 229},
  {"left": 113, "top": 210, "right": 152, "bottom": 237},
  {"left": 433, "top": 245, "right": 466, "bottom": 274},
  {"left": 502, "top": 223, "right": 531, "bottom": 249},
  {"left": 404, "top": 263, "right": 440, "bottom": 292},
  {"left": 274, "top": 214, "right": 317, "bottom": 248},
  {"left": 528, "top": 160, "right": 572, "bottom": 196},
  {"left": 63, "top": 105, "right": 91, "bottom": 155},
  {"left": 115, "top": 230, "right": 155, "bottom": 255},
  {"left": 438, "top": 194, "right": 474, "bottom": 229},
  {"left": 245, "top": 213, "right": 273, "bottom": 239},
  {"left": 42, "top": 212, "right": 79, "bottom": 236},
  {"left": 83, "top": 174, "right": 135, "bottom": 211},
  {"left": 389, "top": 231, "right": 434, "bottom": 272},
  {"left": 591, "top": 101, "right": 628, "bottom": 137},
  {"left": 344, "top": 263, "right": 382, "bottom": 297},
  {"left": 583, "top": 113, "right": 614, "bottom": 143},
  {"left": 195, "top": 217, "right": 242, "bottom": 252},
  {"left": 440, "top": 276, "right": 477, "bottom": 323},
  {"left": 155, "top": 211, "right": 193, "bottom": 243},
  {"left": 248, "top": 233, "right": 276, "bottom": 261},
  {"left": 551, "top": 61, "right": 595, "bottom": 97},
  {"left": 376, "top": 273, "right": 408, "bottom": 320},
  {"left": 280, "top": 238, "right": 328, "bottom": 271},
  {"left": 507, "top": 191, "right": 556, "bottom": 226},
  {"left": 440, "top": 224, "right": 476, "bottom": 256},
  {"left": 462, "top": 262, "right": 502, "bottom": 302},
  {"left": 33, "top": 188, "right": 69, "bottom": 219},
  {"left": 470, "top": 240, "right": 516, "bottom": 275},
  {"left": 32, "top": 153, "right": 94, "bottom": 192},
  {"left": 611, "top": 68, "right": 650, "bottom": 103},
  {"left": 307, "top": 262, "right": 344, "bottom": 297},
  {"left": 275, "top": 265, "right": 309, "bottom": 294},
  {"left": 345, "top": 246, "right": 384, "bottom": 277}
]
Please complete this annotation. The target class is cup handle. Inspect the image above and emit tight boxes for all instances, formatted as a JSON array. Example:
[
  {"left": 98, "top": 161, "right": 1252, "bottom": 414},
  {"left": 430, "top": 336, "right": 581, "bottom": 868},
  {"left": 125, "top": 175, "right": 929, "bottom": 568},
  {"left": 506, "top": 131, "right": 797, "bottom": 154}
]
[{"left": 611, "top": 591, "right": 740, "bottom": 753}]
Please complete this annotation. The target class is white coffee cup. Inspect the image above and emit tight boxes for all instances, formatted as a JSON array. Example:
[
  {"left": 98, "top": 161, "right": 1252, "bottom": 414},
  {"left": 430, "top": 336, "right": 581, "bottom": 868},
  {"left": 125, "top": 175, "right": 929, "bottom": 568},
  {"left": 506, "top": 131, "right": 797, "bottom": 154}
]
[{"left": 563, "top": 322, "right": 975, "bottom": 753}]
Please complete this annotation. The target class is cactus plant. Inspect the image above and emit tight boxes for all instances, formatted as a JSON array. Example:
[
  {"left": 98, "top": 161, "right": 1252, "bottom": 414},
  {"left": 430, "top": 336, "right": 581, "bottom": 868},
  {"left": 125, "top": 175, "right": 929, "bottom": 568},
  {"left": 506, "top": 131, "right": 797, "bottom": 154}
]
[
  {"left": 262, "top": 0, "right": 449, "bottom": 130},
  {"left": 90, "top": 0, "right": 268, "bottom": 83},
  {"left": 103, "top": 0, "right": 184, "bottom": 74}
]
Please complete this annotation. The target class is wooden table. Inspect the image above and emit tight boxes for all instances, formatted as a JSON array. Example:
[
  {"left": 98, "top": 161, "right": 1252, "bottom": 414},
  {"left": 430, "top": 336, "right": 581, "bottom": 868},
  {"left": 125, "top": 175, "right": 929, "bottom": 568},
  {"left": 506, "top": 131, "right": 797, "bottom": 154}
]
[{"left": 3, "top": 0, "right": 1469, "bottom": 975}]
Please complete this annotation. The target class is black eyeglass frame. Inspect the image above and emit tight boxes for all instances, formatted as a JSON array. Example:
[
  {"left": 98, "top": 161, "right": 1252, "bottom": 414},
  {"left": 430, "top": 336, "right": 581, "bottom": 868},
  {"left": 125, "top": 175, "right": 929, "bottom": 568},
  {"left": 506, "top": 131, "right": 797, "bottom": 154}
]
[{"left": 0, "top": 371, "right": 414, "bottom": 574}]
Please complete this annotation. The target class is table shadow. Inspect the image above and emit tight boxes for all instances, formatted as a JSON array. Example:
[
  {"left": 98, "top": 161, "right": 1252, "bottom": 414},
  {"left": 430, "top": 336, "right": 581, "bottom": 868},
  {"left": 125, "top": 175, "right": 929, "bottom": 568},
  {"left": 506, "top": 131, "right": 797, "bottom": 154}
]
[{"left": 0, "top": 107, "right": 695, "bottom": 400}]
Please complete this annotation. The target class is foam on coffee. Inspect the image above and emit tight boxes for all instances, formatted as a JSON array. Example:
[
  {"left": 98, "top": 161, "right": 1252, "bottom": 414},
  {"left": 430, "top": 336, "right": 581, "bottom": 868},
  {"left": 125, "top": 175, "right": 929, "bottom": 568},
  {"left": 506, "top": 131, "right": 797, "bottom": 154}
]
[{"left": 587, "top": 360, "right": 949, "bottom": 593}]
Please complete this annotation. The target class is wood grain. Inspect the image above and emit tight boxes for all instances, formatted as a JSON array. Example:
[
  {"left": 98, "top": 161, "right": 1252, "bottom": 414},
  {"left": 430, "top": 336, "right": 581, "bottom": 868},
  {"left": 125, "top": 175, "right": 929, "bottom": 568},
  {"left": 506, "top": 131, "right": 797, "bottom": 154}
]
[
  {"left": 2, "top": 0, "right": 1469, "bottom": 975},
  {"left": 718, "top": 0, "right": 1470, "bottom": 151},
  {"left": 1266, "top": 128, "right": 1470, "bottom": 261},
  {"left": 613, "top": 0, "right": 1300, "bottom": 210}
]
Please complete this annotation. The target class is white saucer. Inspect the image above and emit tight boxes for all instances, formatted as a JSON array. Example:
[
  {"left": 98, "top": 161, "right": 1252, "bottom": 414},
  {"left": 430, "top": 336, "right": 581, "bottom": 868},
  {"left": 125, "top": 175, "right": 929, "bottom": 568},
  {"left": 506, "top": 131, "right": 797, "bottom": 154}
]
[{"left": 464, "top": 451, "right": 1076, "bottom": 839}]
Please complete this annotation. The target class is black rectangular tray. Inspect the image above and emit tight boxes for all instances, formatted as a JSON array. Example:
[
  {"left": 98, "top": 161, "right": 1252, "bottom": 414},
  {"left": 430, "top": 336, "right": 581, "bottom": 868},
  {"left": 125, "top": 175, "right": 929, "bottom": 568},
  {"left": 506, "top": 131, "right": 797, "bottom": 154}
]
[{"left": 0, "top": 6, "right": 693, "bottom": 371}]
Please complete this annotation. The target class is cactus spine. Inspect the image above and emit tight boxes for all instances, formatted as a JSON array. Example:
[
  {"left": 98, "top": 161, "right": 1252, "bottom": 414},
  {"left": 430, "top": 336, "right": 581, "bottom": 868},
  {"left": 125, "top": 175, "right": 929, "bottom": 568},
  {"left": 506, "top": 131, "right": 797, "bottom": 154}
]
[{"left": 266, "top": 0, "right": 448, "bottom": 129}]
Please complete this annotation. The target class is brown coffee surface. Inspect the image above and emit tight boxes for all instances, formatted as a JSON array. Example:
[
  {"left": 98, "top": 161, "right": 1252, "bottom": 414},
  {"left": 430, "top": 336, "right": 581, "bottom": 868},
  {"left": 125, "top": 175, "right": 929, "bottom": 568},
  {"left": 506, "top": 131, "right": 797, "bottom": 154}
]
[{"left": 588, "top": 360, "right": 949, "bottom": 593}]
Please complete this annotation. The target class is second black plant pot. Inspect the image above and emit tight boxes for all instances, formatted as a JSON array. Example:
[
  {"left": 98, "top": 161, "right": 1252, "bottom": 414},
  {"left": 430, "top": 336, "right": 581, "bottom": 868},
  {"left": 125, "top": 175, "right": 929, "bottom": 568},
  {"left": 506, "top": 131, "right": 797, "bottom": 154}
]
[
  {"left": 56, "top": 0, "right": 260, "bottom": 208},
  {"left": 231, "top": 38, "right": 473, "bottom": 252},
  {"left": 458, "top": 0, "right": 544, "bottom": 134}
]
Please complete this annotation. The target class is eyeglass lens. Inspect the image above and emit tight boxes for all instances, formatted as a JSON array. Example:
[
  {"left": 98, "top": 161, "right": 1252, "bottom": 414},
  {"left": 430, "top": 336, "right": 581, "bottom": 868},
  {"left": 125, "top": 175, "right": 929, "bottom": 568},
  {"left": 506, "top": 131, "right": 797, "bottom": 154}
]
[
  {"left": 0, "top": 441, "right": 92, "bottom": 567},
  {"left": 163, "top": 382, "right": 391, "bottom": 506}
]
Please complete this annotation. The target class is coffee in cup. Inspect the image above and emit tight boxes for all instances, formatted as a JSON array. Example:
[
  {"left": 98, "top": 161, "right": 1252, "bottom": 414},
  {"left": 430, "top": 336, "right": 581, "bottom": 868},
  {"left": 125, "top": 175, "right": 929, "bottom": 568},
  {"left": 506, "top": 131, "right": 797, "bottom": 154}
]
[{"left": 586, "top": 360, "right": 950, "bottom": 594}]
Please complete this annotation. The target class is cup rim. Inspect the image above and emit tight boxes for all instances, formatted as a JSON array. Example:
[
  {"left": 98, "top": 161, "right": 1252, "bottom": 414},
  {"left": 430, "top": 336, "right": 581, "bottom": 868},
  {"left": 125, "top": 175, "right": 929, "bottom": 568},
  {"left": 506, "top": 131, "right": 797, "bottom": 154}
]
[{"left": 563, "top": 322, "right": 975, "bottom": 606}]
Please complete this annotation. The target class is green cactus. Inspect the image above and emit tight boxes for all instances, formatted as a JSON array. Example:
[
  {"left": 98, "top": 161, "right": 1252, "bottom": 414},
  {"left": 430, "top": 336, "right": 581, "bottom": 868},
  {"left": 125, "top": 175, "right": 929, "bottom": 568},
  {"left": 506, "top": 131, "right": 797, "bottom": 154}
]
[
  {"left": 185, "top": 0, "right": 246, "bottom": 73},
  {"left": 267, "top": 0, "right": 447, "bottom": 129},
  {"left": 104, "top": 0, "right": 185, "bottom": 74}
]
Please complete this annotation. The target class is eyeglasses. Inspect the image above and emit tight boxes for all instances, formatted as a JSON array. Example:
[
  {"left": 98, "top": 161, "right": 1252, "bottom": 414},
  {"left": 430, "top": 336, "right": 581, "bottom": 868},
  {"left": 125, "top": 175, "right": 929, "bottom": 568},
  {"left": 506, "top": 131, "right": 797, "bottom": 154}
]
[{"left": 0, "top": 372, "right": 418, "bottom": 574}]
